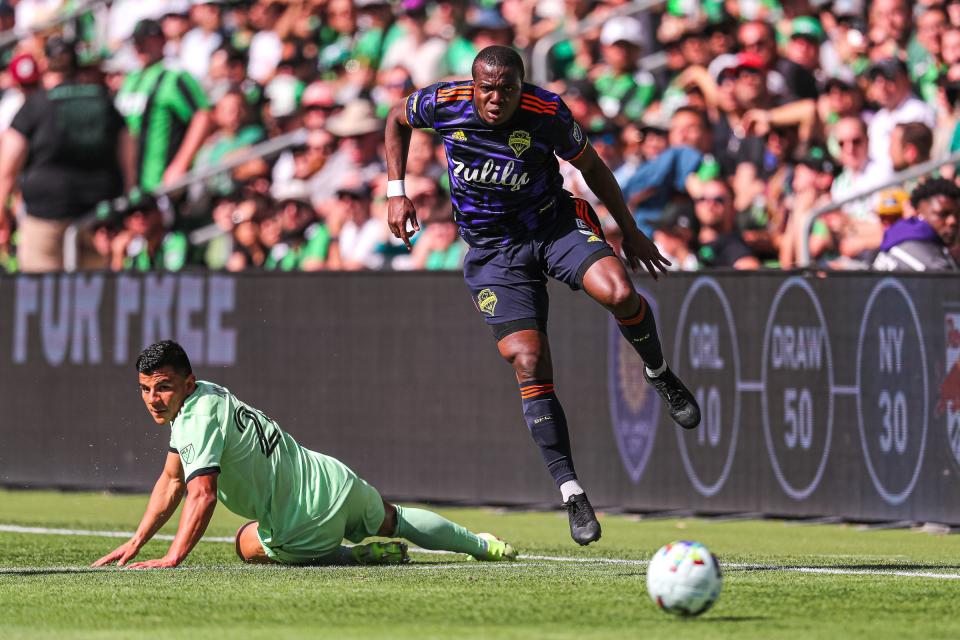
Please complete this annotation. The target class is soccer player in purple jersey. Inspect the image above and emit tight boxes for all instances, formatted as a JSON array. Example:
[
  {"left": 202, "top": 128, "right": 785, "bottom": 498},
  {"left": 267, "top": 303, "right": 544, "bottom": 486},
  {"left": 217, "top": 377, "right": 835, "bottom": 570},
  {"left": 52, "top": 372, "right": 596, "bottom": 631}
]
[{"left": 384, "top": 46, "right": 700, "bottom": 546}]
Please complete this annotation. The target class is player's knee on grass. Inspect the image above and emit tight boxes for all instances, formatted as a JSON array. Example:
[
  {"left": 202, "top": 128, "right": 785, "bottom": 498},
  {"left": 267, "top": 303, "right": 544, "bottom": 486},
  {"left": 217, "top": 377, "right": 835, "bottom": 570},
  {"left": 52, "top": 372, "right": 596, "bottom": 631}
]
[{"left": 235, "top": 521, "right": 273, "bottom": 564}]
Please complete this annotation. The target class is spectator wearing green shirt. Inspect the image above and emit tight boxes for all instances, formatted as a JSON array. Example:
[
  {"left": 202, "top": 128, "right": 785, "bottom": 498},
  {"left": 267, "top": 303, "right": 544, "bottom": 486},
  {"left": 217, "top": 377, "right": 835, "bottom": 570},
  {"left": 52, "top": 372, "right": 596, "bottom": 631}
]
[
  {"left": 112, "top": 193, "right": 188, "bottom": 272},
  {"left": 193, "top": 89, "right": 265, "bottom": 194},
  {"left": 116, "top": 19, "right": 212, "bottom": 193},
  {"left": 593, "top": 17, "right": 655, "bottom": 124},
  {"left": 263, "top": 198, "right": 330, "bottom": 272}
]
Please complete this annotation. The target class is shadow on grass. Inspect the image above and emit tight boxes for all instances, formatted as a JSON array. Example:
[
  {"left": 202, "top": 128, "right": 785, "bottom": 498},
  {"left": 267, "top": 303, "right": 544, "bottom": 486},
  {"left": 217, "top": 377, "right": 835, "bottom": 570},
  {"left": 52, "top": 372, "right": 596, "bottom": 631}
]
[{"left": 0, "top": 567, "right": 104, "bottom": 576}]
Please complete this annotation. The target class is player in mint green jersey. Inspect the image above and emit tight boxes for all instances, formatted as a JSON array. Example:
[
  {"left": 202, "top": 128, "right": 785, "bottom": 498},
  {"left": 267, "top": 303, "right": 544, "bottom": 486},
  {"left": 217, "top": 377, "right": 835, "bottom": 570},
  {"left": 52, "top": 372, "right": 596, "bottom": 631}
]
[{"left": 92, "top": 340, "right": 516, "bottom": 569}]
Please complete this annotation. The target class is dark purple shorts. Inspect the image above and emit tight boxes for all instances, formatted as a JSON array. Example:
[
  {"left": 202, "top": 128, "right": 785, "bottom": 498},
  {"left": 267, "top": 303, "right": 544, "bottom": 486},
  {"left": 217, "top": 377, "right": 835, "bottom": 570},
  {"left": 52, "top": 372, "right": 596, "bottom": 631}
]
[{"left": 463, "top": 198, "right": 616, "bottom": 340}]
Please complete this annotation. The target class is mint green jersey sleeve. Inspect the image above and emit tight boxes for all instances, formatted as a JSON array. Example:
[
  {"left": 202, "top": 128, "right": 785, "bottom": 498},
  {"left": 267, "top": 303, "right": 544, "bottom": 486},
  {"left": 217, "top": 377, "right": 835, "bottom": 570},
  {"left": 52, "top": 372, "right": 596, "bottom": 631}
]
[{"left": 170, "top": 393, "right": 226, "bottom": 483}]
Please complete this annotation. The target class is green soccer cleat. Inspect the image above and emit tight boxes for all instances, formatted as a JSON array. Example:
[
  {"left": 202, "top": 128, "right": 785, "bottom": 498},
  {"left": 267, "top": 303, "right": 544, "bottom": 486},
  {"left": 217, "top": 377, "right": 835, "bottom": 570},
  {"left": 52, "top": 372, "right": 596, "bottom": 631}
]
[
  {"left": 351, "top": 540, "right": 410, "bottom": 565},
  {"left": 473, "top": 533, "right": 518, "bottom": 561}
]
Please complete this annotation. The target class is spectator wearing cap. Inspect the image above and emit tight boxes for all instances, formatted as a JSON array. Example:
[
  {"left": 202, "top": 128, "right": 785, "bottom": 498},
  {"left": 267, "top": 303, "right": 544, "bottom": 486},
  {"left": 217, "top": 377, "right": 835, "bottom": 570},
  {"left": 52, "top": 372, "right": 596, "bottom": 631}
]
[
  {"left": 301, "top": 80, "right": 340, "bottom": 131},
  {"left": 692, "top": 178, "right": 760, "bottom": 270},
  {"left": 651, "top": 201, "right": 699, "bottom": 272},
  {"left": 325, "top": 98, "right": 386, "bottom": 195},
  {"left": 0, "top": 37, "right": 128, "bottom": 272},
  {"left": 180, "top": 1, "right": 224, "bottom": 82},
  {"left": 326, "top": 182, "right": 385, "bottom": 271},
  {"left": 781, "top": 17, "right": 824, "bottom": 101},
  {"left": 593, "top": 17, "right": 655, "bottom": 123},
  {"left": 779, "top": 148, "right": 837, "bottom": 269},
  {"left": 380, "top": 0, "right": 447, "bottom": 87},
  {"left": 0, "top": 53, "right": 40, "bottom": 133},
  {"left": 116, "top": 19, "right": 212, "bottom": 192},
  {"left": 867, "top": 58, "right": 936, "bottom": 169},
  {"left": 873, "top": 177, "right": 960, "bottom": 271},
  {"left": 112, "top": 191, "right": 188, "bottom": 272}
]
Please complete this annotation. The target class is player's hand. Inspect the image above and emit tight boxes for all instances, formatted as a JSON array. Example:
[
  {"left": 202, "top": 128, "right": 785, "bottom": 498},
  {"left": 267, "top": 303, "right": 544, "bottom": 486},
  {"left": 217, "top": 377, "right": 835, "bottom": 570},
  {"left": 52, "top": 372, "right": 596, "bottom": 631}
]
[
  {"left": 125, "top": 555, "right": 180, "bottom": 570},
  {"left": 91, "top": 539, "right": 142, "bottom": 567},
  {"left": 621, "top": 228, "right": 671, "bottom": 280},
  {"left": 387, "top": 195, "right": 420, "bottom": 250}
]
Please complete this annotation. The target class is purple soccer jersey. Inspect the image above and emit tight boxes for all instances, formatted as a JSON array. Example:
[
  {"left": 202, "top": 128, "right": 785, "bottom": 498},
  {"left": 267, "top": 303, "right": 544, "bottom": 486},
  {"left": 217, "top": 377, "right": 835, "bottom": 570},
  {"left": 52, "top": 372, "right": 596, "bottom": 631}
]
[{"left": 405, "top": 80, "right": 589, "bottom": 247}]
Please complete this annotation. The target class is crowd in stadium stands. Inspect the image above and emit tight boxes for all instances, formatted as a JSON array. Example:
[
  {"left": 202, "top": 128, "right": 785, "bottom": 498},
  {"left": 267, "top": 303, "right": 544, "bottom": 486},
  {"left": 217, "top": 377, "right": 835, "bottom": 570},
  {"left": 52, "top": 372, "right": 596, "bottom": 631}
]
[{"left": 0, "top": 0, "right": 958, "bottom": 273}]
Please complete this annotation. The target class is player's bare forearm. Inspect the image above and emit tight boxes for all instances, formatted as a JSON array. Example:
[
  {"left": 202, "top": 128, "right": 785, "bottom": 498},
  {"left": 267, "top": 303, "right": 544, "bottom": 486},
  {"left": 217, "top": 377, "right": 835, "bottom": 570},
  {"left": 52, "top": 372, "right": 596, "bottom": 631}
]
[
  {"left": 385, "top": 102, "right": 420, "bottom": 248},
  {"left": 127, "top": 473, "right": 217, "bottom": 569},
  {"left": 165, "top": 110, "right": 212, "bottom": 184},
  {"left": 91, "top": 452, "right": 185, "bottom": 567},
  {"left": 163, "top": 476, "right": 217, "bottom": 564},
  {"left": 571, "top": 143, "right": 670, "bottom": 278},
  {"left": 385, "top": 102, "right": 412, "bottom": 180},
  {"left": 571, "top": 144, "right": 639, "bottom": 236},
  {"left": 130, "top": 464, "right": 185, "bottom": 547}
]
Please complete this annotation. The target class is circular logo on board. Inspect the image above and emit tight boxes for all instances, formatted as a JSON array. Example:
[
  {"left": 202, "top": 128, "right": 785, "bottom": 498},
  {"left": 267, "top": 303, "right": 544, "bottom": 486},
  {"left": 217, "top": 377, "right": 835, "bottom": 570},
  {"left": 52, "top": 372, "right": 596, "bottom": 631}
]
[{"left": 608, "top": 289, "right": 660, "bottom": 484}]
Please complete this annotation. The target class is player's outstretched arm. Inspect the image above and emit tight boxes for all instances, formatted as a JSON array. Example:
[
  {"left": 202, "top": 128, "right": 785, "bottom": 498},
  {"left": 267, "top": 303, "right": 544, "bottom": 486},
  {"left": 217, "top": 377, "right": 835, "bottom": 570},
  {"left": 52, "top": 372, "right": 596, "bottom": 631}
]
[
  {"left": 570, "top": 143, "right": 671, "bottom": 279},
  {"left": 126, "top": 472, "right": 218, "bottom": 569},
  {"left": 385, "top": 102, "right": 420, "bottom": 249},
  {"left": 91, "top": 451, "right": 186, "bottom": 567}
]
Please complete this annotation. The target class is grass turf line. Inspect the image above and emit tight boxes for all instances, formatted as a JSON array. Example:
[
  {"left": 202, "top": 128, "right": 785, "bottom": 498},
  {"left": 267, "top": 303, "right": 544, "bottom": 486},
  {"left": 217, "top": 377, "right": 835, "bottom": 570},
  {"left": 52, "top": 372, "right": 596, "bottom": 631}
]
[{"left": 1, "top": 490, "right": 959, "bottom": 639}]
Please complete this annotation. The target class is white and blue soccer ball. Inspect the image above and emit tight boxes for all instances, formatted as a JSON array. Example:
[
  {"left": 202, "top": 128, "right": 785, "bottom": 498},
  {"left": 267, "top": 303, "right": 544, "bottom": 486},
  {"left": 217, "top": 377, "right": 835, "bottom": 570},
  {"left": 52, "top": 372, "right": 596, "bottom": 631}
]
[{"left": 646, "top": 540, "right": 722, "bottom": 617}]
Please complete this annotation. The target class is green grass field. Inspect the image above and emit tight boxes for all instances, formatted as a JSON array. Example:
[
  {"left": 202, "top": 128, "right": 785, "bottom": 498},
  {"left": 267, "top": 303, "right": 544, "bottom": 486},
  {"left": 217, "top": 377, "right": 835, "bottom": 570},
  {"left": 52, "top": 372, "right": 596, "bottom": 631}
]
[{"left": 1, "top": 489, "right": 959, "bottom": 639}]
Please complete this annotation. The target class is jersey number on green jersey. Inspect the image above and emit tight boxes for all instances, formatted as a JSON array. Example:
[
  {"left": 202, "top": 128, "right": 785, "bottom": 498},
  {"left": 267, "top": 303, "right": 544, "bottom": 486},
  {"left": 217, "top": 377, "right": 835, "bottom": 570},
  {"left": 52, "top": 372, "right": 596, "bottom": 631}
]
[{"left": 234, "top": 405, "right": 282, "bottom": 458}]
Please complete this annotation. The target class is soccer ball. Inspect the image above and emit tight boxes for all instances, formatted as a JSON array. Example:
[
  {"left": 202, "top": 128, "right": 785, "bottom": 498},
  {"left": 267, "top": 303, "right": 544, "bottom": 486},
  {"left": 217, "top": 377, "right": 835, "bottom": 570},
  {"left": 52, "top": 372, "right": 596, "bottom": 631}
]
[{"left": 646, "top": 540, "right": 722, "bottom": 617}]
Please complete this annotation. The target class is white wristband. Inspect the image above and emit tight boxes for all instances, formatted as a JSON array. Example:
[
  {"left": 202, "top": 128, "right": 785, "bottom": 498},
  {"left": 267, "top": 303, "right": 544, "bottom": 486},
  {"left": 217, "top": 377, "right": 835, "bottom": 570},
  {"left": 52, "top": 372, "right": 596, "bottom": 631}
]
[{"left": 387, "top": 180, "right": 406, "bottom": 198}]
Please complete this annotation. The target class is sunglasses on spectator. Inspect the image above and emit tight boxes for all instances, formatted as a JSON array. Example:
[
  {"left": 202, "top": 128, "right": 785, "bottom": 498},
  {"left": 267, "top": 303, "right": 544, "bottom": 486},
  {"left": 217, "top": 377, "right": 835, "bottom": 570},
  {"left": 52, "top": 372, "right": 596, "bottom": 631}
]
[
  {"left": 837, "top": 136, "right": 865, "bottom": 148},
  {"left": 696, "top": 195, "right": 727, "bottom": 204},
  {"left": 741, "top": 40, "right": 770, "bottom": 50},
  {"left": 305, "top": 104, "right": 338, "bottom": 112}
]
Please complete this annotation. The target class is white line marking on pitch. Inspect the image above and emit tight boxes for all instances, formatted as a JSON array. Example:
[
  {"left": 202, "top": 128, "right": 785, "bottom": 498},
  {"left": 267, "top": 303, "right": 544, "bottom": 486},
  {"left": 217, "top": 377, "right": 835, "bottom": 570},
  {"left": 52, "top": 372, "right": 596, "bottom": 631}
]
[{"left": 3, "top": 524, "right": 959, "bottom": 581}]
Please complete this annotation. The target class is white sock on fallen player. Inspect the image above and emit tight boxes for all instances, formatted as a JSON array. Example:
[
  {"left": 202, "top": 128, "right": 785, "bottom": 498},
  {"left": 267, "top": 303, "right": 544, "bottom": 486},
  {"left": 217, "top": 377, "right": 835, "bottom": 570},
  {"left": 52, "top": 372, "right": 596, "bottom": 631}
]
[
  {"left": 645, "top": 361, "right": 668, "bottom": 378},
  {"left": 560, "top": 480, "right": 584, "bottom": 503}
]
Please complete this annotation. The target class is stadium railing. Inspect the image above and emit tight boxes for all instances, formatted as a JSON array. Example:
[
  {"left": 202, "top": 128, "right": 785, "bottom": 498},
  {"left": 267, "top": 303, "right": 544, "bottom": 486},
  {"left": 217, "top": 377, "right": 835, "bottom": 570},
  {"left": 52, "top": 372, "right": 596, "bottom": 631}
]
[
  {"left": 62, "top": 127, "right": 308, "bottom": 271},
  {"left": 797, "top": 152, "right": 960, "bottom": 267},
  {"left": 530, "top": 0, "right": 665, "bottom": 85}
]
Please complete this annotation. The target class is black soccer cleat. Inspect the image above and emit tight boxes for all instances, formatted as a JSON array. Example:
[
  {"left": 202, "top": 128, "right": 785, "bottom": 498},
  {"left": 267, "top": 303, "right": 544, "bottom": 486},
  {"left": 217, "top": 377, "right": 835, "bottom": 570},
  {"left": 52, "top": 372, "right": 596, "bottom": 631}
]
[
  {"left": 644, "top": 366, "right": 701, "bottom": 429},
  {"left": 565, "top": 493, "right": 602, "bottom": 546}
]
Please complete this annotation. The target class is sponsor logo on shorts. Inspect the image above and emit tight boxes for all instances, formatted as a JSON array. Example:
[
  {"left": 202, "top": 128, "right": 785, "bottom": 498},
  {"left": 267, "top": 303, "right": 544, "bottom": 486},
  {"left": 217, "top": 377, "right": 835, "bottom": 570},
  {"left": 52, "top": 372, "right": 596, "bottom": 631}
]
[
  {"left": 508, "top": 130, "right": 532, "bottom": 157},
  {"left": 572, "top": 122, "right": 583, "bottom": 143},
  {"left": 588, "top": 235, "right": 601, "bottom": 243},
  {"left": 180, "top": 444, "right": 196, "bottom": 465},
  {"left": 575, "top": 218, "right": 595, "bottom": 236},
  {"left": 942, "top": 312, "right": 960, "bottom": 467},
  {"left": 452, "top": 130, "right": 468, "bottom": 142},
  {"left": 477, "top": 289, "right": 498, "bottom": 316}
]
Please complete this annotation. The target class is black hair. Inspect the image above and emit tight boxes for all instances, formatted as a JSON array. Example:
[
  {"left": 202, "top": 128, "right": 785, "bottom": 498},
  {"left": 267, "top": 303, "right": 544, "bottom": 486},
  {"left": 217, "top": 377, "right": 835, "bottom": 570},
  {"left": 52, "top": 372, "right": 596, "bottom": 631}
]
[
  {"left": 471, "top": 45, "right": 524, "bottom": 80},
  {"left": 136, "top": 340, "right": 193, "bottom": 377},
  {"left": 910, "top": 177, "right": 960, "bottom": 209}
]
